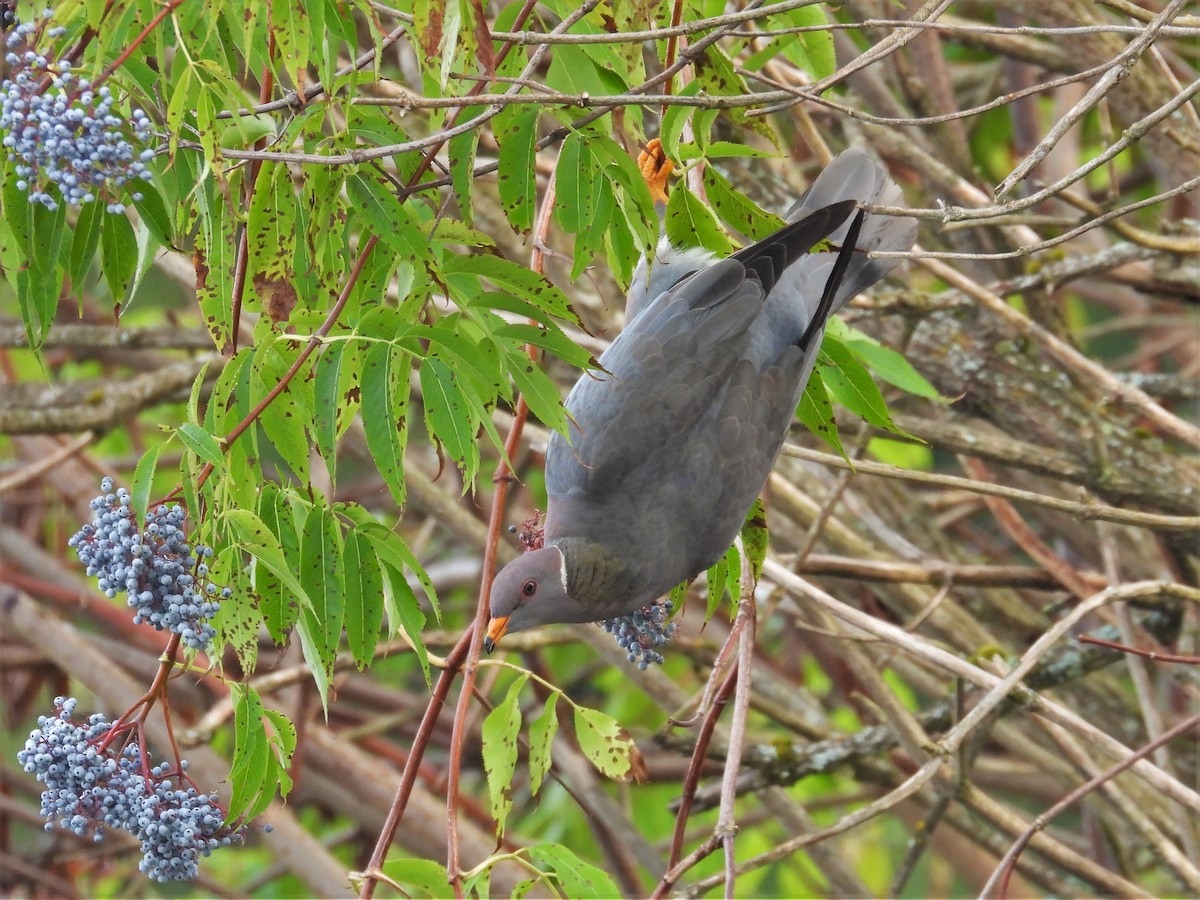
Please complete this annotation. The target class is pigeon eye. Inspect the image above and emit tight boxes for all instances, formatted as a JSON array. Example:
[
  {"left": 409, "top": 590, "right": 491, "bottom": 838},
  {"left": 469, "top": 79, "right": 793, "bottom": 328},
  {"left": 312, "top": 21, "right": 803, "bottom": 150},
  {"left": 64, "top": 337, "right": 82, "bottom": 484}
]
[{"left": 521, "top": 579, "right": 538, "bottom": 598}]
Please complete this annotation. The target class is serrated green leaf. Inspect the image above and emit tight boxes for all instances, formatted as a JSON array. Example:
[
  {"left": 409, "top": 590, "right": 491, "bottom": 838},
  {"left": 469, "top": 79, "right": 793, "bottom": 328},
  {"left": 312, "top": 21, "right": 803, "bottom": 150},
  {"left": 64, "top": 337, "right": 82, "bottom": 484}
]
[
  {"left": 100, "top": 210, "right": 137, "bottom": 304},
  {"left": 678, "top": 141, "right": 779, "bottom": 161},
  {"left": 378, "top": 558, "right": 430, "bottom": 685},
  {"left": 132, "top": 182, "right": 173, "bottom": 249},
  {"left": 251, "top": 340, "right": 312, "bottom": 483},
  {"left": 428, "top": 216, "right": 494, "bottom": 248},
  {"left": 228, "top": 684, "right": 271, "bottom": 821},
  {"left": 703, "top": 166, "right": 785, "bottom": 240},
  {"left": 665, "top": 185, "right": 733, "bottom": 256},
  {"left": 528, "top": 692, "right": 560, "bottom": 796},
  {"left": 776, "top": 4, "right": 836, "bottom": 79},
  {"left": 298, "top": 504, "right": 344, "bottom": 689},
  {"left": 828, "top": 318, "right": 945, "bottom": 401},
  {"left": 549, "top": 127, "right": 613, "bottom": 281},
  {"left": 227, "top": 507, "right": 312, "bottom": 614},
  {"left": 357, "top": 520, "right": 440, "bottom": 619},
  {"left": 572, "top": 705, "right": 635, "bottom": 780},
  {"left": 740, "top": 496, "right": 768, "bottom": 582},
  {"left": 590, "top": 137, "right": 658, "bottom": 261},
  {"left": 659, "top": 82, "right": 704, "bottom": 162},
  {"left": 176, "top": 422, "right": 225, "bottom": 469},
  {"left": 380, "top": 858, "right": 452, "bottom": 899},
  {"left": 2, "top": 162, "right": 33, "bottom": 263},
  {"left": 494, "top": 105, "right": 538, "bottom": 233},
  {"left": 209, "top": 545, "right": 259, "bottom": 672},
  {"left": 694, "top": 44, "right": 777, "bottom": 144},
  {"left": 130, "top": 443, "right": 167, "bottom": 524},
  {"left": 361, "top": 340, "right": 411, "bottom": 508},
  {"left": 271, "top": 0, "right": 311, "bottom": 101},
  {"left": 68, "top": 201, "right": 103, "bottom": 291},
  {"left": 481, "top": 674, "right": 528, "bottom": 835},
  {"left": 501, "top": 345, "right": 568, "bottom": 435},
  {"left": 493, "top": 322, "right": 592, "bottom": 369},
  {"left": 229, "top": 686, "right": 294, "bottom": 823},
  {"left": 797, "top": 367, "right": 846, "bottom": 457},
  {"left": 263, "top": 707, "right": 297, "bottom": 775},
  {"left": 449, "top": 104, "right": 485, "bottom": 224},
  {"left": 194, "top": 178, "right": 237, "bottom": 352},
  {"left": 246, "top": 161, "right": 299, "bottom": 323},
  {"left": 820, "top": 337, "right": 902, "bottom": 434},
  {"left": 554, "top": 131, "right": 594, "bottom": 235},
  {"left": 346, "top": 172, "right": 431, "bottom": 266},
  {"left": 420, "top": 357, "right": 480, "bottom": 486},
  {"left": 705, "top": 542, "right": 739, "bottom": 622},
  {"left": 545, "top": 43, "right": 614, "bottom": 97},
  {"left": 443, "top": 253, "right": 577, "bottom": 323},
  {"left": 256, "top": 484, "right": 301, "bottom": 643},
  {"left": 313, "top": 341, "right": 347, "bottom": 478},
  {"left": 427, "top": 317, "right": 507, "bottom": 396},
  {"left": 527, "top": 843, "right": 621, "bottom": 900},
  {"left": 576, "top": 177, "right": 613, "bottom": 281},
  {"left": 343, "top": 529, "right": 384, "bottom": 669}
]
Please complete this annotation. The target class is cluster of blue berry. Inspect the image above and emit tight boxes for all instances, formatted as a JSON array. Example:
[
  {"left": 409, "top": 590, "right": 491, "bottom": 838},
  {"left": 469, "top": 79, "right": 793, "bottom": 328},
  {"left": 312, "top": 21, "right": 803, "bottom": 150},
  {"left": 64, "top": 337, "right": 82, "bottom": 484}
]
[
  {"left": 17, "top": 697, "right": 242, "bottom": 882},
  {"left": 601, "top": 600, "right": 677, "bottom": 669},
  {"left": 69, "top": 478, "right": 225, "bottom": 651},
  {"left": 1, "top": 12, "right": 153, "bottom": 212}
]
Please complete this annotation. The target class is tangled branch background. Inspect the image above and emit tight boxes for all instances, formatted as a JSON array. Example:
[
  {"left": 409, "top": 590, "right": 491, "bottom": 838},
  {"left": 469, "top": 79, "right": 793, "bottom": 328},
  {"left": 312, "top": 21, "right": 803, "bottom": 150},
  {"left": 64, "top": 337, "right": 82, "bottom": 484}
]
[{"left": 1, "top": 1, "right": 1197, "bottom": 897}]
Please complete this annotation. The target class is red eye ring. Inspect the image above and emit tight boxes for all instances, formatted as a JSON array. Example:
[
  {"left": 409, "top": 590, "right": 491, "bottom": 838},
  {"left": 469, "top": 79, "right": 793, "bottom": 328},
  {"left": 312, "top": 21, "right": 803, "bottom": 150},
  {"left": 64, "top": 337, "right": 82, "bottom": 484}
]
[{"left": 522, "top": 579, "right": 537, "bottom": 597}]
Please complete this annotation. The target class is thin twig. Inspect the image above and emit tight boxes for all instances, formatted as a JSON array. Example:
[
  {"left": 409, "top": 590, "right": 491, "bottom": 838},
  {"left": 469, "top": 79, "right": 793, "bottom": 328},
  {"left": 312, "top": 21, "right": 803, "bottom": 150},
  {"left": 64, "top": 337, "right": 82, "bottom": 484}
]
[
  {"left": 780, "top": 443, "right": 1200, "bottom": 531},
  {"left": 765, "top": 563, "right": 1200, "bottom": 810},
  {"left": 980, "top": 714, "right": 1200, "bottom": 899},
  {"left": 994, "top": 0, "right": 1188, "bottom": 198}
]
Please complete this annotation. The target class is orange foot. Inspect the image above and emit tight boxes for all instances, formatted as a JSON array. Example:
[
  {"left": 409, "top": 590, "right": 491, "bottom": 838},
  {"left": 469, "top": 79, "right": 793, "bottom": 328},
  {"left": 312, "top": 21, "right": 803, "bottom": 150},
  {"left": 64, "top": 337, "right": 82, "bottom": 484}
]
[{"left": 637, "top": 137, "right": 675, "bottom": 204}]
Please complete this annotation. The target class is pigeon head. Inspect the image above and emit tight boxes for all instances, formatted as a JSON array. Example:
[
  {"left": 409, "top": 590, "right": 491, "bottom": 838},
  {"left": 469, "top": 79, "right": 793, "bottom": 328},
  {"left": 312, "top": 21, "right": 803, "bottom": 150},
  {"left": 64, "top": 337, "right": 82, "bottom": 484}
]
[{"left": 484, "top": 547, "right": 572, "bottom": 651}]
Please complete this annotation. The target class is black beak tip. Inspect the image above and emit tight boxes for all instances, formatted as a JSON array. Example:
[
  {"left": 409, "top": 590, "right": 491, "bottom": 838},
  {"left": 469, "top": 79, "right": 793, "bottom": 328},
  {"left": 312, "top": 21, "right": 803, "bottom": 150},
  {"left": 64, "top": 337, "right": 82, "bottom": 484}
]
[{"left": 483, "top": 636, "right": 495, "bottom": 653}]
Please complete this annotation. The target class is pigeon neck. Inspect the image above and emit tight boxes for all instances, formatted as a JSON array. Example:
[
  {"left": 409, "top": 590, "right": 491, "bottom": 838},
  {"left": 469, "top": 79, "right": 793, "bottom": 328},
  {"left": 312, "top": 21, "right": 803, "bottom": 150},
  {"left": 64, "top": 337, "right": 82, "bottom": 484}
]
[{"left": 554, "top": 536, "right": 640, "bottom": 615}]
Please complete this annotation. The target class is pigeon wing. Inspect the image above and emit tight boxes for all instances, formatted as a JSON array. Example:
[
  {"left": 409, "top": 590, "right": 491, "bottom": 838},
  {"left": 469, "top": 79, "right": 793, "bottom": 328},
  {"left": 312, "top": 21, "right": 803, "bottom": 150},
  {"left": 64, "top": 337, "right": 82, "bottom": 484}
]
[{"left": 546, "top": 258, "right": 761, "bottom": 499}]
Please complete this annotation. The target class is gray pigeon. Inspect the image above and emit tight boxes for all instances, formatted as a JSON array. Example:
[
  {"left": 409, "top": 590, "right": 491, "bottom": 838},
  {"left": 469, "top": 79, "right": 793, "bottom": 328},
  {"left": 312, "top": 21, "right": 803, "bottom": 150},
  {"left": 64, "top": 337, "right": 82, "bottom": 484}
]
[{"left": 485, "top": 149, "right": 915, "bottom": 650}]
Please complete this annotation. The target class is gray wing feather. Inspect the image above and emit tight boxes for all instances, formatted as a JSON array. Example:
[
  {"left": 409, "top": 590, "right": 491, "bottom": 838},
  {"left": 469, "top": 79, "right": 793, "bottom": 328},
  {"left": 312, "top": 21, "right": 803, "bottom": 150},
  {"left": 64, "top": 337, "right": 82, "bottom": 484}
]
[{"left": 546, "top": 259, "right": 761, "bottom": 499}]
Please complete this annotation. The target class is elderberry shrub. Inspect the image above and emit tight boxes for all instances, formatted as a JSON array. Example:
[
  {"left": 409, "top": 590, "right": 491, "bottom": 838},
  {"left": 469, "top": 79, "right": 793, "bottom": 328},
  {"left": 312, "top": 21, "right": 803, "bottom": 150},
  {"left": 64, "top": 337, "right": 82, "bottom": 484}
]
[
  {"left": 17, "top": 697, "right": 242, "bottom": 882},
  {"left": 601, "top": 600, "right": 677, "bottom": 670},
  {"left": 68, "top": 478, "right": 222, "bottom": 651},
  {"left": 0, "top": 12, "right": 153, "bottom": 212}
]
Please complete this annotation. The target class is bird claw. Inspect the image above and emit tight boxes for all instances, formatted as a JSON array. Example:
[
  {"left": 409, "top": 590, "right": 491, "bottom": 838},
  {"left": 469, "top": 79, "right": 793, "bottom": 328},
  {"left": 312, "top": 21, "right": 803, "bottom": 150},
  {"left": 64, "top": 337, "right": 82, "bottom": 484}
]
[{"left": 637, "top": 138, "right": 674, "bottom": 205}]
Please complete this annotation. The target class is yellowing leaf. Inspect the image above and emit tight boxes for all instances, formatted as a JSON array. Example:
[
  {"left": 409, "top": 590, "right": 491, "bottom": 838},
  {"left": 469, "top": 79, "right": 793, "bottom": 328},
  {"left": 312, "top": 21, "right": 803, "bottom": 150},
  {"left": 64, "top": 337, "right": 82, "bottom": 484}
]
[{"left": 572, "top": 705, "right": 636, "bottom": 781}]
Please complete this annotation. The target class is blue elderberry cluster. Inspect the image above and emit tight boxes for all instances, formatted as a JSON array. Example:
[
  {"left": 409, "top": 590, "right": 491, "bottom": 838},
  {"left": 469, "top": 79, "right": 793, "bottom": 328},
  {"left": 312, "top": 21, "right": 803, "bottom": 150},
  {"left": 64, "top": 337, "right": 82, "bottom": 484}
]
[
  {"left": 601, "top": 600, "right": 677, "bottom": 669},
  {"left": 17, "top": 697, "right": 242, "bottom": 882},
  {"left": 68, "top": 477, "right": 225, "bottom": 651},
  {"left": 1, "top": 13, "right": 153, "bottom": 212}
]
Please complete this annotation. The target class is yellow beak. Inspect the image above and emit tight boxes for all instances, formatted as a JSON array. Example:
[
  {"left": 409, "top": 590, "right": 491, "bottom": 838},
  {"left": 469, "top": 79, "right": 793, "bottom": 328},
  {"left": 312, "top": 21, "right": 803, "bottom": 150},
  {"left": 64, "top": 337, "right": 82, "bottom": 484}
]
[{"left": 483, "top": 615, "right": 509, "bottom": 653}]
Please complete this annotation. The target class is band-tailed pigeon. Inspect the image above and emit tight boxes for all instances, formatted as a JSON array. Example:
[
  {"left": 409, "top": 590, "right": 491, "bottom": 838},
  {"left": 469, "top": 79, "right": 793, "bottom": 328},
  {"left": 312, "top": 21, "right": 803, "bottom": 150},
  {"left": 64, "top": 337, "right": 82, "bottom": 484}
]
[{"left": 485, "top": 149, "right": 915, "bottom": 651}]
